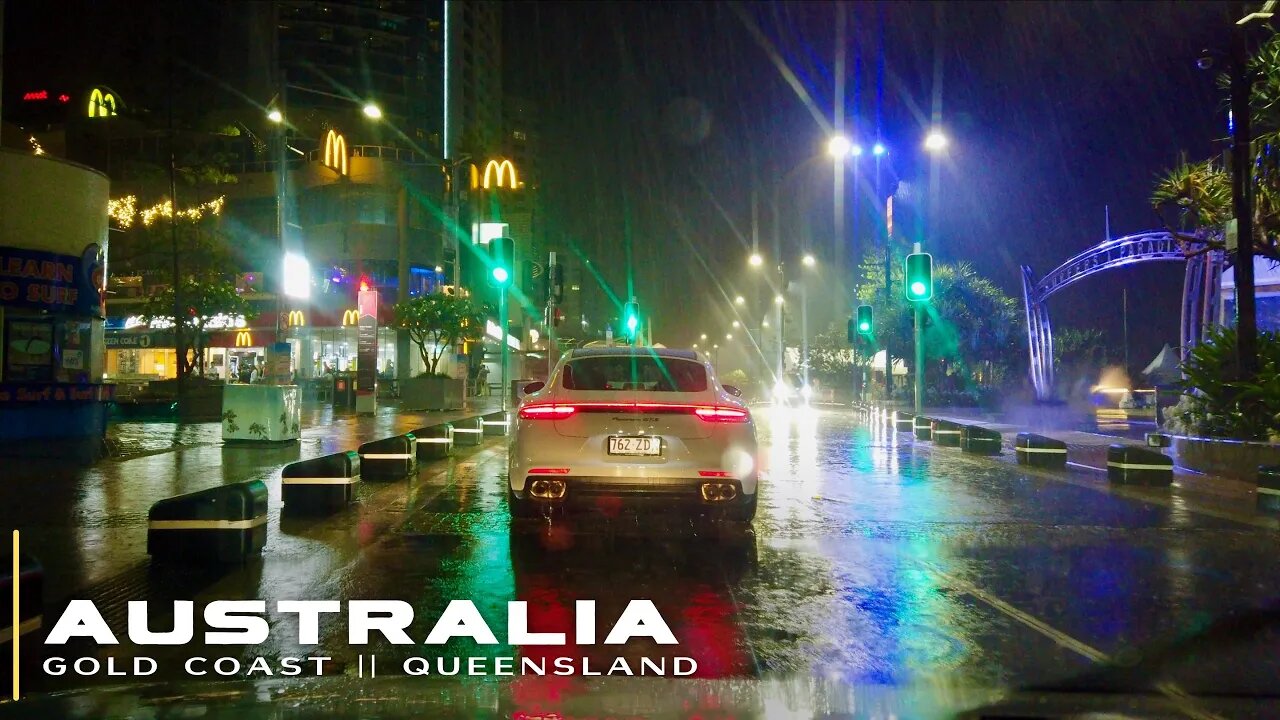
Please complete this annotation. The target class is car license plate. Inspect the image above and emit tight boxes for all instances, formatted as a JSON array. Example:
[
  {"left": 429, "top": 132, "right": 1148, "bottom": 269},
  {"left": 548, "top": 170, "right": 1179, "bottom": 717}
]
[{"left": 607, "top": 435, "right": 661, "bottom": 456}]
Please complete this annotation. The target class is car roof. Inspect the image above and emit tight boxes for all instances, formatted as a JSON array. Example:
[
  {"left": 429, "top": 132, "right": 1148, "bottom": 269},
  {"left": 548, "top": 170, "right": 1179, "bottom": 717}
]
[{"left": 567, "top": 347, "right": 700, "bottom": 361}]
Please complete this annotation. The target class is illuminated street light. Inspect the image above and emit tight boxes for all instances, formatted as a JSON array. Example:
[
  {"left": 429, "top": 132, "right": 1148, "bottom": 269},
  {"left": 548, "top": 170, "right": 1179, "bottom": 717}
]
[
  {"left": 924, "top": 129, "right": 948, "bottom": 152},
  {"left": 734, "top": 295, "right": 746, "bottom": 306},
  {"left": 732, "top": 320, "right": 740, "bottom": 328},
  {"left": 267, "top": 108, "right": 284, "bottom": 124},
  {"left": 700, "top": 333, "right": 708, "bottom": 341},
  {"left": 872, "top": 142, "right": 887, "bottom": 157},
  {"left": 749, "top": 252, "right": 764, "bottom": 268},
  {"left": 851, "top": 143, "right": 864, "bottom": 157},
  {"left": 774, "top": 294, "right": 785, "bottom": 305},
  {"left": 726, "top": 333, "right": 733, "bottom": 341},
  {"left": 827, "top": 134, "right": 853, "bottom": 159},
  {"left": 282, "top": 252, "right": 311, "bottom": 299},
  {"left": 362, "top": 103, "right": 383, "bottom": 120},
  {"left": 802, "top": 254, "right": 816, "bottom": 268},
  {"left": 692, "top": 343, "right": 699, "bottom": 349},
  {"left": 762, "top": 319, "right": 770, "bottom": 328}
]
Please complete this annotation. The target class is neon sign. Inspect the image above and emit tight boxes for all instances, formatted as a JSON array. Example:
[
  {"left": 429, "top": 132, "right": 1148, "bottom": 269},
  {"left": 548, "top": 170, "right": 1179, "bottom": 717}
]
[
  {"left": 474, "top": 159, "right": 519, "bottom": 190},
  {"left": 286, "top": 310, "right": 306, "bottom": 328},
  {"left": 87, "top": 88, "right": 118, "bottom": 118},
  {"left": 323, "top": 129, "right": 349, "bottom": 176},
  {"left": 23, "top": 90, "right": 48, "bottom": 102}
]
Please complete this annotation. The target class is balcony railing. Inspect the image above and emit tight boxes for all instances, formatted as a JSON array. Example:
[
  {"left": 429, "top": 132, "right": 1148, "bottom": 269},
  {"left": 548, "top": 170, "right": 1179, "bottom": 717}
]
[{"left": 226, "top": 145, "right": 433, "bottom": 175}]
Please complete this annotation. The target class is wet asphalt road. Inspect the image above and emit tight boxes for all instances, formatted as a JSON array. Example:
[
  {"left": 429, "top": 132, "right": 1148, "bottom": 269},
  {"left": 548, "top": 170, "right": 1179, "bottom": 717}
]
[{"left": 5, "top": 404, "right": 1280, "bottom": 718}]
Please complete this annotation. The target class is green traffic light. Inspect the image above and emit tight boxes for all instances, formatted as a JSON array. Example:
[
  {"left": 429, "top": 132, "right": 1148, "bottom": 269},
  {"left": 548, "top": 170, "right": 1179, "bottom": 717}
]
[
  {"left": 626, "top": 315, "right": 638, "bottom": 332},
  {"left": 904, "top": 252, "right": 933, "bottom": 301},
  {"left": 910, "top": 281, "right": 926, "bottom": 297},
  {"left": 858, "top": 321, "right": 870, "bottom": 332},
  {"left": 492, "top": 266, "right": 510, "bottom": 284}
]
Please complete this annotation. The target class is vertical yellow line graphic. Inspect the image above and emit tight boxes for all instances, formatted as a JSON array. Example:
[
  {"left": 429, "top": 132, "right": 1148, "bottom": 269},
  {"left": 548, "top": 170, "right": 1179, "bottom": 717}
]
[{"left": 12, "top": 529, "right": 19, "bottom": 701}]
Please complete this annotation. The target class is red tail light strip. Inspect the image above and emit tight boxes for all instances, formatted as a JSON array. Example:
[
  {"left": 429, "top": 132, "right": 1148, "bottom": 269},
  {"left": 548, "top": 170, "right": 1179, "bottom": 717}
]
[
  {"left": 698, "top": 470, "right": 734, "bottom": 478},
  {"left": 519, "top": 402, "right": 749, "bottom": 422},
  {"left": 528, "top": 468, "right": 570, "bottom": 475}
]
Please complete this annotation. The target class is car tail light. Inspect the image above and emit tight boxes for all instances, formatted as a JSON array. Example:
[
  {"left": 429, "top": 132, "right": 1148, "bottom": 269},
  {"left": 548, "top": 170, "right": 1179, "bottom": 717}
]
[
  {"left": 698, "top": 470, "right": 733, "bottom": 478},
  {"left": 519, "top": 404, "right": 576, "bottom": 419},
  {"left": 694, "top": 406, "right": 750, "bottom": 423},
  {"left": 528, "top": 467, "right": 570, "bottom": 475}
]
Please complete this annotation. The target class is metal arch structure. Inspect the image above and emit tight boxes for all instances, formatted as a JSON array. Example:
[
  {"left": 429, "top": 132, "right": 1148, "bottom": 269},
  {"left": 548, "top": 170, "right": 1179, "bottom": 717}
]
[{"left": 1020, "top": 231, "right": 1223, "bottom": 401}]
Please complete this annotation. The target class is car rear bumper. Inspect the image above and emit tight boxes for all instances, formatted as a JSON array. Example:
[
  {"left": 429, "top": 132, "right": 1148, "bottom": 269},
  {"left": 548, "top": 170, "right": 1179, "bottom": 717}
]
[{"left": 512, "top": 475, "right": 754, "bottom": 515}]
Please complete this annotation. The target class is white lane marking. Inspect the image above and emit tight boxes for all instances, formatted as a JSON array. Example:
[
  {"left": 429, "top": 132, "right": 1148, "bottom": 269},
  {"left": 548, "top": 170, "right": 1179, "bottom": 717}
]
[
  {"left": 149, "top": 517, "right": 267, "bottom": 530},
  {"left": 919, "top": 561, "right": 1225, "bottom": 720}
]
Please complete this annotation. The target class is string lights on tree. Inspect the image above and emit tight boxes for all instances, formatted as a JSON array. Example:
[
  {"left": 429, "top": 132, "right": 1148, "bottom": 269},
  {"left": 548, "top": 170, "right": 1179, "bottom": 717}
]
[{"left": 107, "top": 195, "right": 226, "bottom": 229}]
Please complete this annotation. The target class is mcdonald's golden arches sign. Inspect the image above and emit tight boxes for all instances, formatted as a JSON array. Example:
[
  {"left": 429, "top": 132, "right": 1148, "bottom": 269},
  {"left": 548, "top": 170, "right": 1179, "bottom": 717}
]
[
  {"left": 471, "top": 159, "right": 519, "bottom": 190},
  {"left": 323, "top": 129, "right": 349, "bottom": 176},
  {"left": 286, "top": 310, "right": 305, "bottom": 328},
  {"left": 234, "top": 330, "right": 253, "bottom": 347},
  {"left": 87, "top": 88, "right": 118, "bottom": 118},
  {"left": 342, "top": 309, "right": 359, "bottom": 327}
]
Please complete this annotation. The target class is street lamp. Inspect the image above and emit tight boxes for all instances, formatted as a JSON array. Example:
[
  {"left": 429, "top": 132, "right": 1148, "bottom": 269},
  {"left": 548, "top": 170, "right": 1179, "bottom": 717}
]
[
  {"left": 362, "top": 103, "right": 383, "bottom": 120},
  {"left": 802, "top": 253, "right": 816, "bottom": 268},
  {"left": 732, "top": 320, "right": 740, "bottom": 328},
  {"left": 726, "top": 333, "right": 733, "bottom": 341},
  {"left": 749, "top": 252, "right": 764, "bottom": 268},
  {"left": 700, "top": 333, "right": 708, "bottom": 341},
  {"left": 734, "top": 295, "right": 746, "bottom": 306},
  {"left": 267, "top": 108, "right": 284, "bottom": 124},
  {"left": 923, "top": 130, "right": 948, "bottom": 152},
  {"left": 774, "top": 294, "right": 785, "bottom": 305},
  {"left": 872, "top": 142, "right": 887, "bottom": 157},
  {"left": 827, "top": 134, "right": 853, "bottom": 159}
]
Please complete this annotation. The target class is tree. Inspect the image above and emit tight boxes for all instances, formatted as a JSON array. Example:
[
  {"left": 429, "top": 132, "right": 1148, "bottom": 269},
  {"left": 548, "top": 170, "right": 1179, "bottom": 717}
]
[
  {"left": 1054, "top": 326, "right": 1109, "bottom": 370},
  {"left": 140, "top": 279, "right": 252, "bottom": 378},
  {"left": 1151, "top": 29, "right": 1280, "bottom": 261},
  {"left": 853, "top": 250, "right": 1023, "bottom": 399},
  {"left": 394, "top": 293, "right": 489, "bottom": 376}
]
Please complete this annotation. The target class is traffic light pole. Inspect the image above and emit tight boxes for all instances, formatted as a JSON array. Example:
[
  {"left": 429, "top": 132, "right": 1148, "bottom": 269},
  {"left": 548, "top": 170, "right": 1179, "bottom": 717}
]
[
  {"left": 913, "top": 302, "right": 924, "bottom": 413},
  {"left": 499, "top": 288, "right": 509, "bottom": 413}
]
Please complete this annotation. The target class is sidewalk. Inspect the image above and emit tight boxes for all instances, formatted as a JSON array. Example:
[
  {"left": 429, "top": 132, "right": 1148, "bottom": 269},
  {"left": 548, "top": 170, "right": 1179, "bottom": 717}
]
[
  {"left": 914, "top": 408, "right": 1266, "bottom": 523},
  {"left": 4, "top": 398, "right": 507, "bottom": 604}
]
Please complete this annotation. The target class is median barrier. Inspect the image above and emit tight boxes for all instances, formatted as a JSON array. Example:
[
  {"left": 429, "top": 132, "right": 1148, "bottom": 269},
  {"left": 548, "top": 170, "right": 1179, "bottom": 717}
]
[
  {"left": 1015, "top": 433, "right": 1067, "bottom": 469},
  {"left": 359, "top": 434, "right": 416, "bottom": 480},
  {"left": 1106, "top": 444, "right": 1173, "bottom": 486},
  {"left": 482, "top": 411, "right": 511, "bottom": 437},
  {"left": 913, "top": 415, "right": 933, "bottom": 441},
  {"left": 932, "top": 419, "right": 963, "bottom": 448},
  {"left": 411, "top": 423, "right": 454, "bottom": 460},
  {"left": 960, "top": 425, "right": 1002, "bottom": 455},
  {"left": 453, "top": 416, "right": 485, "bottom": 447},
  {"left": 282, "top": 451, "right": 360, "bottom": 513},
  {"left": 148, "top": 480, "right": 268, "bottom": 563}
]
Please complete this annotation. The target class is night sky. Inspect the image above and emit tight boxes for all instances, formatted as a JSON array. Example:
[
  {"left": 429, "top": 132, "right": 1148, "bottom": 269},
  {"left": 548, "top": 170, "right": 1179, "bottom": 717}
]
[{"left": 4, "top": 1, "right": 1243, "bottom": 372}]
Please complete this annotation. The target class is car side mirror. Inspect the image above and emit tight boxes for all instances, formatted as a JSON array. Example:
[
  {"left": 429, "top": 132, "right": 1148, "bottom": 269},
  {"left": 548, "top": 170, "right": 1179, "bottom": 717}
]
[
  {"left": 523, "top": 381, "right": 546, "bottom": 395},
  {"left": 722, "top": 384, "right": 742, "bottom": 397}
]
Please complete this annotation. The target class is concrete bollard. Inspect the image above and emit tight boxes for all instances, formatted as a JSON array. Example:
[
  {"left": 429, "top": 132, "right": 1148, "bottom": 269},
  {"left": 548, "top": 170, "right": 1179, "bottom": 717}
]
[
  {"left": 1258, "top": 466, "right": 1280, "bottom": 513},
  {"left": 453, "top": 416, "right": 485, "bottom": 447},
  {"left": 932, "top": 419, "right": 963, "bottom": 448},
  {"left": 359, "top": 434, "right": 416, "bottom": 480},
  {"left": 282, "top": 451, "right": 360, "bottom": 513},
  {"left": 960, "top": 425, "right": 1002, "bottom": 455},
  {"left": 913, "top": 415, "right": 933, "bottom": 441},
  {"left": 894, "top": 412, "right": 915, "bottom": 433},
  {"left": 148, "top": 480, "right": 268, "bottom": 563},
  {"left": 1015, "top": 432, "right": 1067, "bottom": 469},
  {"left": 482, "top": 411, "right": 511, "bottom": 437},
  {"left": 1107, "top": 444, "right": 1173, "bottom": 486},
  {"left": 411, "top": 423, "right": 454, "bottom": 461}
]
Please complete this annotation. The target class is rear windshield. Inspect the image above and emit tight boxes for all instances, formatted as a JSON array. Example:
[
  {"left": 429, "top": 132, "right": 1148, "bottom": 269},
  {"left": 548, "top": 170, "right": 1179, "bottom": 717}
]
[{"left": 561, "top": 356, "right": 708, "bottom": 392}]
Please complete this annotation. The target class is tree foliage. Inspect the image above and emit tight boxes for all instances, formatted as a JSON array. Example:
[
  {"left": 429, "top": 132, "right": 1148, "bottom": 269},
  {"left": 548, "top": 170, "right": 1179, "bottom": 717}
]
[
  {"left": 394, "top": 293, "right": 490, "bottom": 376},
  {"left": 1151, "top": 30, "right": 1280, "bottom": 259},
  {"left": 852, "top": 250, "right": 1023, "bottom": 398},
  {"left": 140, "top": 279, "right": 253, "bottom": 377},
  {"left": 1166, "top": 325, "right": 1280, "bottom": 440}
]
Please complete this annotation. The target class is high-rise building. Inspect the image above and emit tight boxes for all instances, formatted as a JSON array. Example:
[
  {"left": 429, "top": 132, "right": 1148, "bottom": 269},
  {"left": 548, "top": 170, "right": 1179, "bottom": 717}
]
[{"left": 443, "top": 0, "right": 502, "bottom": 160}]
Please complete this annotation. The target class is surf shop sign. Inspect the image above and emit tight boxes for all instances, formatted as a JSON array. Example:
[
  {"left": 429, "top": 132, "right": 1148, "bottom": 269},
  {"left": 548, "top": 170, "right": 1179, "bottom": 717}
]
[{"left": 0, "top": 245, "right": 105, "bottom": 317}]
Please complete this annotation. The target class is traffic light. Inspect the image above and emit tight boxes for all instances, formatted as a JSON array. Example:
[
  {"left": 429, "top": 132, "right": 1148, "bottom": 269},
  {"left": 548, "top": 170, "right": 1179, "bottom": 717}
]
[
  {"left": 550, "top": 263, "right": 565, "bottom": 304},
  {"left": 847, "top": 318, "right": 856, "bottom": 344},
  {"left": 856, "top": 304, "right": 874, "bottom": 335},
  {"left": 489, "top": 236, "right": 514, "bottom": 286},
  {"left": 904, "top": 252, "right": 933, "bottom": 302},
  {"left": 623, "top": 300, "right": 640, "bottom": 340}
]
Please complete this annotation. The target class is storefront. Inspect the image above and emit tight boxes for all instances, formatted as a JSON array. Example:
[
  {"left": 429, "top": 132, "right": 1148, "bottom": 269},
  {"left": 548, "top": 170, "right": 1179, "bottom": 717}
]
[{"left": 0, "top": 149, "right": 112, "bottom": 462}]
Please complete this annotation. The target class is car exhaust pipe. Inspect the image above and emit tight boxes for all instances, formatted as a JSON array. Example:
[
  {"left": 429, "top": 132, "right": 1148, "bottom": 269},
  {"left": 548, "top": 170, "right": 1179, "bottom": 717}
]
[
  {"left": 528, "top": 478, "right": 567, "bottom": 499},
  {"left": 700, "top": 482, "right": 738, "bottom": 502}
]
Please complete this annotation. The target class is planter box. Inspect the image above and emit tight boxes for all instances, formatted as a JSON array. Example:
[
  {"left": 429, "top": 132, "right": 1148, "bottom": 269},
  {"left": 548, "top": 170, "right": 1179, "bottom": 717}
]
[
  {"left": 401, "top": 376, "right": 465, "bottom": 411},
  {"left": 222, "top": 385, "right": 300, "bottom": 443},
  {"left": 1172, "top": 435, "right": 1280, "bottom": 482}
]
